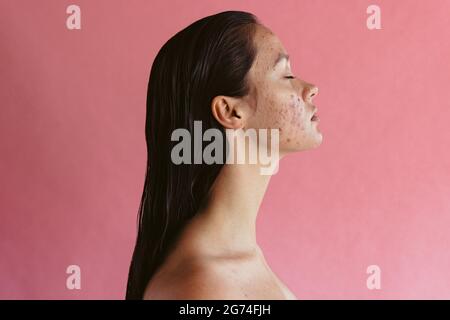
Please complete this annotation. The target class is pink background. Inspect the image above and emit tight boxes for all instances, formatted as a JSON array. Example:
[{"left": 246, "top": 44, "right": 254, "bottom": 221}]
[{"left": 1, "top": 0, "right": 450, "bottom": 299}]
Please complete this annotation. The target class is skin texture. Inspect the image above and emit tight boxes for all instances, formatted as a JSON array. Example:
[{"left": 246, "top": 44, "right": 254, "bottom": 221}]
[
  {"left": 143, "top": 24, "right": 321, "bottom": 300},
  {"left": 240, "top": 25, "right": 322, "bottom": 155}
]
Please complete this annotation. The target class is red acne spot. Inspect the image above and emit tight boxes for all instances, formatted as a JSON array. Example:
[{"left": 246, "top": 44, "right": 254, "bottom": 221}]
[{"left": 290, "top": 95, "right": 302, "bottom": 109}]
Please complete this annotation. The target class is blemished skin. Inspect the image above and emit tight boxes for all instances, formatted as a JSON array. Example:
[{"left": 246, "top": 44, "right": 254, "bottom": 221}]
[
  {"left": 237, "top": 25, "right": 322, "bottom": 155},
  {"left": 143, "top": 24, "right": 322, "bottom": 300}
]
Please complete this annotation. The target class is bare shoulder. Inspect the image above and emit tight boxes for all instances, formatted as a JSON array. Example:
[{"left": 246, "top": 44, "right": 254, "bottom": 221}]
[
  {"left": 144, "top": 257, "right": 247, "bottom": 300},
  {"left": 173, "top": 263, "right": 245, "bottom": 300}
]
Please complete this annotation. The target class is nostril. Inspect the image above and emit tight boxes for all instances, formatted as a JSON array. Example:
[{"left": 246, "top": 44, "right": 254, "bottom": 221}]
[{"left": 303, "top": 85, "right": 318, "bottom": 102}]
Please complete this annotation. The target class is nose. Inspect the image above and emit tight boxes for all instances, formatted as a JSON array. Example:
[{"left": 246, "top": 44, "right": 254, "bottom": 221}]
[
  {"left": 310, "top": 85, "right": 318, "bottom": 98},
  {"left": 304, "top": 83, "right": 318, "bottom": 103},
  {"left": 303, "top": 82, "right": 319, "bottom": 103}
]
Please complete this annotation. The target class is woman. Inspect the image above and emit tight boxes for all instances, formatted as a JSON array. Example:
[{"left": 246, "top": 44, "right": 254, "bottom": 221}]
[{"left": 126, "top": 10, "right": 322, "bottom": 300}]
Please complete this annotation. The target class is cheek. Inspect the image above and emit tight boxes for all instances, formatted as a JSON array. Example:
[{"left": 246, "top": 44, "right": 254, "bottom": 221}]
[
  {"left": 287, "top": 94, "right": 306, "bottom": 131},
  {"left": 252, "top": 88, "right": 306, "bottom": 134}
]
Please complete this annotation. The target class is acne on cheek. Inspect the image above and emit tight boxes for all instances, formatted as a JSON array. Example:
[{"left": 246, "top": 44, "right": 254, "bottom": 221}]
[
  {"left": 288, "top": 94, "right": 305, "bottom": 131},
  {"left": 290, "top": 115, "right": 304, "bottom": 134},
  {"left": 271, "top": 101, "right": 291, "bottom": 142},
  {"left": 289, "top": 94, "right": 303, "bottom": 110}
]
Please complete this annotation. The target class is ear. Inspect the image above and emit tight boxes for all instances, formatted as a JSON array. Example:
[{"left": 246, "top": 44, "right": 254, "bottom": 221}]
[{"left": 210, "top": 95, "right": 249, "bottom": 129}]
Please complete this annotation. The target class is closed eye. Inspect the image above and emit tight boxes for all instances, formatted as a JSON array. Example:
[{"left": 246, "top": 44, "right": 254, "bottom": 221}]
[{"left": 284, "top": 75, "right": 295, "bottom": 79}]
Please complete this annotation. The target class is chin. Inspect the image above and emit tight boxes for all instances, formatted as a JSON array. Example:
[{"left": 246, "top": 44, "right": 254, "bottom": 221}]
[
  {"left": 311, "top": 133, "right": 323, "bottom": 148},
  {"left": 281, "top": 135, "right": 323, "bottom": 154}
]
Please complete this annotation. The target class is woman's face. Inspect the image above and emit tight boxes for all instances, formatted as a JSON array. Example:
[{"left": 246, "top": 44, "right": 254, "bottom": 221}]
[{"left": 243, "top": 24, "right": 322, "bottom": 156}]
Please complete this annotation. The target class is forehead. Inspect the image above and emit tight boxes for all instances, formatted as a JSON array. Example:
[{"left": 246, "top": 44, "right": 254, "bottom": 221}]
[
  {"left": 252, "top": 25, "right": 287, "bottom": 71},
  {"left": 247, "top": 25, "right": 288, "bottom": 89}
]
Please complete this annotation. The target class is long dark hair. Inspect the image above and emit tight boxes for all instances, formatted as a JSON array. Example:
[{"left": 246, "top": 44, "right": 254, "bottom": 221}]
[{"left": 126, "top": 11, "right": 259, "bottom": 299}]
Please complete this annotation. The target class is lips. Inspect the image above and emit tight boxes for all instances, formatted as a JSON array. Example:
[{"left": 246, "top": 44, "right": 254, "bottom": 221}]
[{"left": 310, "top": 107, "right": 319, "bottom": 121}]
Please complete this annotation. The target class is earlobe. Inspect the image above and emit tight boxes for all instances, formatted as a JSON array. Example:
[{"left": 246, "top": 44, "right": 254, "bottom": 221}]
[{"left": 211, "top": 95, "right": 245, "bottom": 129}]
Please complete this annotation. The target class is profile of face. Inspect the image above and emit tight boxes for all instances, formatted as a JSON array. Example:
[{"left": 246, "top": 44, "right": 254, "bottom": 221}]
[
  {"left": 247, "top": 24, "right": 322, "bottom": 156},
  {"left": 212, "top": 24, "right": 323, "bottom": 159}
]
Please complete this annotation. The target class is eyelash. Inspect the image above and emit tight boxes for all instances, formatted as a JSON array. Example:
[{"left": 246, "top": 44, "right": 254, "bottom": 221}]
[{"left": 284, "top": 75, "right": 296, "bottom": 79}]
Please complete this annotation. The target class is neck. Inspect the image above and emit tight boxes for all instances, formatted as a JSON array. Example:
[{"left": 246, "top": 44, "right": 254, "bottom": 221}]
[{"left": 182, "top": 162, "right": 273, "bottom": 256}]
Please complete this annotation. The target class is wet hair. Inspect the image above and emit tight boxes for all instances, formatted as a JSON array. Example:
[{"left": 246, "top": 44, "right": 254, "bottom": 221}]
[{"left": 125, "top": 11, "right": 260, "bottom": 299}]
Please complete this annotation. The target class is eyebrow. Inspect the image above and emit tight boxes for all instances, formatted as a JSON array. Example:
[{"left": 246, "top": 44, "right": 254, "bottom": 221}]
[{"left": 273, "top": 52, "right": 290, "bottom": 68}]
